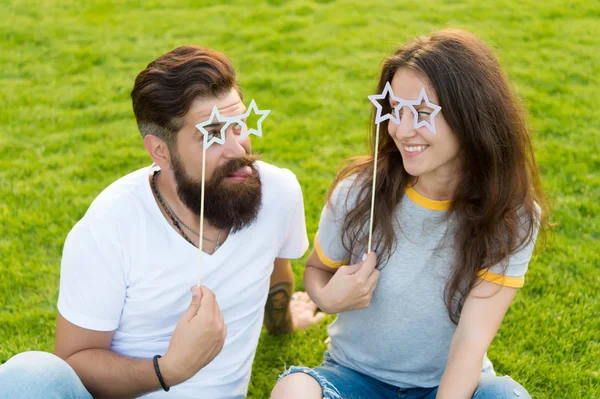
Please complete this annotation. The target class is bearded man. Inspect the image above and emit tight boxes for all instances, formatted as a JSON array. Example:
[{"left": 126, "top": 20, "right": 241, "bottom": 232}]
[{"left": 0, "top": 46, "right": 322, "bottom": 399}]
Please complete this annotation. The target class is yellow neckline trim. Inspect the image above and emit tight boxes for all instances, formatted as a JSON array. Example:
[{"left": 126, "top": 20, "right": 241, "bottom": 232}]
[{"left": 405, "top": 186, "right": 451, "bottom": 211}]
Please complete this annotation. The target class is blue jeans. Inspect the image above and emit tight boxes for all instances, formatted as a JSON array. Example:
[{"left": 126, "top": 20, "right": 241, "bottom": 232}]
[
  {"left": 0, "top": 351, "right": 93, "bottom": 399},
  {"left": 279, "top": 354, "right": 531, "bottom": 399}
]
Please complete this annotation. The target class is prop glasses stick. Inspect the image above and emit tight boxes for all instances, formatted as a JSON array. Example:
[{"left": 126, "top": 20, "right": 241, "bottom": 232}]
[
  {"left": 367, "top": 123, "right": 380, "bottom": 254},
  {"left": 198, "top": 146, "right": 207, "bottom": 287},
  {"left": 194, "top": 102, "right": 271, "bottom": 285}
]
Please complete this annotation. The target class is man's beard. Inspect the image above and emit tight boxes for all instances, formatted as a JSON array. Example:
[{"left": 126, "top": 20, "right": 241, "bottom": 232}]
[{"left": 171, "top": 153, "right": 262, "bottom": 233}]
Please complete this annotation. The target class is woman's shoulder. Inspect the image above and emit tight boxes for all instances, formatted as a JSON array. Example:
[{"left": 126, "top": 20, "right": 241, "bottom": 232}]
[{"left": 327, "top": 173, "right": 365, "bottom": 210}]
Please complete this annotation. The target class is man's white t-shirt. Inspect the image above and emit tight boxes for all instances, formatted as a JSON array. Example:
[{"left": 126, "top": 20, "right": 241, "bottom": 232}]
[{"left": 57, "top": 161, "right": 309, "bottom": 398}]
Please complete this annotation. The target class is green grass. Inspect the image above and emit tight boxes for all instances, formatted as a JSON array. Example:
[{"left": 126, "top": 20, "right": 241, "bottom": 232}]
[{"left": 1, "top": 0, "right": 599, "bottom": 397}]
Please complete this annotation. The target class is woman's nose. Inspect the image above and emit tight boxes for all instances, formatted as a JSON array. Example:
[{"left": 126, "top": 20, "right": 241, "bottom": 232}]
[{"left": 389, "top": 106, "right": 416, "bottom": 139}]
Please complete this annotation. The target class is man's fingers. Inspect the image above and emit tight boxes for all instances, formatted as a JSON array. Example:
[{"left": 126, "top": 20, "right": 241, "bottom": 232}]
[
  {"left": 218, "top": 302, "right": 225, "bottom": 328},
  {"left": 194, "top": 286, "right": 217, "bottom": 318},
  {"left": 213, "top": 294, "right": 222, "bottom": 318},
  {"left": 295, "top": 292, "right": 311, "bottom": 303},
  {"left": 182, "top": 286, "right": 204, "bottom": 322},
  {"left": 292, "top": 300, "right": 319, "bottom": 313},
  {"left": 216, "top": 301, "right": 226, "bottom": 341},
  {"left": 313, "top": 312, "right": 326, "bottom": 324},
  {"left": 199, "top": 286, "right": 216, "bottom": 306}
]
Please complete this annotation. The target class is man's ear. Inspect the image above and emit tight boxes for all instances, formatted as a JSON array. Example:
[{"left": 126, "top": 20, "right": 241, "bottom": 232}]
[{"left": 143, "top": 135, "right": 172, "bottom": 170}]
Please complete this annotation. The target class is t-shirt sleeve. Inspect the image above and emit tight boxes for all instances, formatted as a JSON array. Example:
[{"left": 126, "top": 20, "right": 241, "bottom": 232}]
[
  {"left": 57, "top": 219, "right": 127, "bottom": 331},
  {"left": 314, "top": 179, "right": 354, "bottom": 269},
  {"left": 277, "top": 175, "right": 309, "bottom": 259},
  {"left": 477, "top": 205, "right": 541, "bottom": 288}
]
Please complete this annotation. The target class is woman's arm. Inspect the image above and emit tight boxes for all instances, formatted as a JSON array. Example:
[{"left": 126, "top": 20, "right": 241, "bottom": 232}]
[
  {"left": 305, "top": 249, "right": 380, "bottom": 314},
  {"left": 304, "top": 249, "right": 337, "bottom": 300},
  {"left": 436, "top": 280, "right": 518, "bottom": 399}
]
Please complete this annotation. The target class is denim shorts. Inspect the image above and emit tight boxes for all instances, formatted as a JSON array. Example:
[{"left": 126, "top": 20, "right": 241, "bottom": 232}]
[{"left": 277, "top": 353, "right": 531, "bottom": 399}]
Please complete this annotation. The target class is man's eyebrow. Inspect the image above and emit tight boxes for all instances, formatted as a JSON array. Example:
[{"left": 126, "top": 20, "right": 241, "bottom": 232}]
[{"left": 202, "top": 122, "right": 225, "bottom": 128}]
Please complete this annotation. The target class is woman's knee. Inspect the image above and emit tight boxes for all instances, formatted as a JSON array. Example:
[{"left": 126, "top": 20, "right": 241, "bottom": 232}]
[
  {"left": 272, "top": 372, "right": 324, "bottom": 399},
  {"left": 473, "top": 374, "right": 531, "bottom": 399}
]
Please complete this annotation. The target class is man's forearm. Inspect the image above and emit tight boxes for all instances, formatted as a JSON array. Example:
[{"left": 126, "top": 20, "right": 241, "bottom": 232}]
[
  {"left": 66, "top": 349, "right": 164, "bottom": 399},
  {"left": 264, "top": 282, "right": 294, "bottom": 334}
]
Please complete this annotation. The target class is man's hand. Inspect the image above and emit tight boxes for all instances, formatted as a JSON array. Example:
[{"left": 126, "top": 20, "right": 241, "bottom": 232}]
[
  {"left": 314, "top": 252, "right": 380, "bottom": 314},
  {"left": 159, "top": 286, "right": 227, "bottom": 386},
  {"left": 289, "top": 292, "right": 326, "bottom": 329}
]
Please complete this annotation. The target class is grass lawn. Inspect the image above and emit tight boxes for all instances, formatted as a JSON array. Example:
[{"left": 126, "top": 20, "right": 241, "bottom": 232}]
[{"left": 1, "top": 0, "right": 598, "bottom": 398}]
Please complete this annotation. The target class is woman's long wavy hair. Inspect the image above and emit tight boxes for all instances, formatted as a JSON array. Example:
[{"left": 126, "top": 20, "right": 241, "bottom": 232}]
[{"left": 330, "top": 29, "right": 549, "bottom": 323}]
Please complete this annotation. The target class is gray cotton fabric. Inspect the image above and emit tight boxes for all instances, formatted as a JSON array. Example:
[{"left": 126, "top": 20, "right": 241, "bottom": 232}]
[{"left": 314, "top": 176, "right": 538, "bottom": 388}]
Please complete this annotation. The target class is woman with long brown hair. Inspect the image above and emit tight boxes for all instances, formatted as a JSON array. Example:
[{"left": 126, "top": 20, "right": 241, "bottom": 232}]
[{"left": 272, "top": 29, "right": 548, "bottom": 399}]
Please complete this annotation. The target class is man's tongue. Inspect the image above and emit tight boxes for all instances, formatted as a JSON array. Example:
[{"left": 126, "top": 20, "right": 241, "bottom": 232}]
[{"left": 227, "top": 165, "right": 252, "bottom": 178}]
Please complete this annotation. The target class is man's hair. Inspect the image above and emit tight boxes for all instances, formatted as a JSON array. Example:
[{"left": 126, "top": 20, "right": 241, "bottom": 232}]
[{"left": 131, "top": 46, "right": 238, "bottom": 146}]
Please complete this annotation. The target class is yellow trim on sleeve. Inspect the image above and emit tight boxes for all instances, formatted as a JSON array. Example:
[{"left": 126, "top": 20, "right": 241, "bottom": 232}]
[
  {"left": 477, "top": 269, "right": 525, "bottom": 288},
  {"left": 314, "top": 233, "right": 350, "bottom": 269},
  {"left": 405, "top": 186, "right": 451, "bottom": 211}
]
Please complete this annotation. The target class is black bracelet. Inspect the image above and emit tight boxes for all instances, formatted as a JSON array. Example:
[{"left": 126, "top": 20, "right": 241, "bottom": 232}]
[{"left": 153, "top": 355, "right": 170, "bottom": 392}]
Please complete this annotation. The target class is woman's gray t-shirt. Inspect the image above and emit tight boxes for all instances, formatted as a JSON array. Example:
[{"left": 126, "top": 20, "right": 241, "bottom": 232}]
[{"left": 314, "top": 177, "right": 538, "bottom": 388}]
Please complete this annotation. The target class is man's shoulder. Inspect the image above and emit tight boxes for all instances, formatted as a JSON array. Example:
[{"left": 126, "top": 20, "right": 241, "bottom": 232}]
[
  {"left": 82, "top": 166, "right": 152, "bottom": 225},
  {"left": 257, "top": 160, "right": 302, "bottom": 198}
]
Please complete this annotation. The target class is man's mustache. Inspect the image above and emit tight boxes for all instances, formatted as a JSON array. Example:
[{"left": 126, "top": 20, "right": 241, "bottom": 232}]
[{"left": 209, "top": 154, "right": 260, "bottom": 185}]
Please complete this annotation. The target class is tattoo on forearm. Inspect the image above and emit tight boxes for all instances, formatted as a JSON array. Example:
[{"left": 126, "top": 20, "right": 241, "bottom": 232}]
[{"left": 264, "top": 282, "right": 293, "bottom": 335}]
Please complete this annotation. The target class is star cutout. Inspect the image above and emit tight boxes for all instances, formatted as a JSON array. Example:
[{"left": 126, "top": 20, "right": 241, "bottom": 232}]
[
  {"left": 240, "top": 99, "right": 270, "bottom": 139},
  {"left": 220, "top": 116, "right": 247, "bottom": 139},
  {"left": 403, "top": 87, "right": 442, "bottom": 134},
  {"left": 368, "top": 81, "right": 403, "bottom": 125},
  {"left": 195, "top": 106, "right": 227, "bottom": 149}
]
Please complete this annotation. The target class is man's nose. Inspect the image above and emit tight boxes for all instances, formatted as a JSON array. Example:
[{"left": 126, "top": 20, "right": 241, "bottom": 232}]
[{"left": 221, "top": 123, "right": 247, "bottom": 158}]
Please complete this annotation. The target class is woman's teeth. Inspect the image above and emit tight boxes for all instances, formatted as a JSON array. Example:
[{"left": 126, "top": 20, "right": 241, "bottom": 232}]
[{"left": 404, "top": 145, "right": 428, "bottom": 153}]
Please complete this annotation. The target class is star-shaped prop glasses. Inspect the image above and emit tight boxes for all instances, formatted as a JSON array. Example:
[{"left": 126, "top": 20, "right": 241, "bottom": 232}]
[
  {"left": 192, "top": 100, "right": 270, "bottom": 286},
  {"left": 368, "top": 82, "right": 403, "bottom": 125},
  {"left": 195, "top": 106, "right": 228, "bottom": 149},
  {"left": 240, "top": 99, "right": 271, "bottom": 139},
  {"left": 366, "top": 84, "right": 441, "bottom": 253},
  {"left": 405, "top": 88, "right": 442, "bottom": 135}
]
